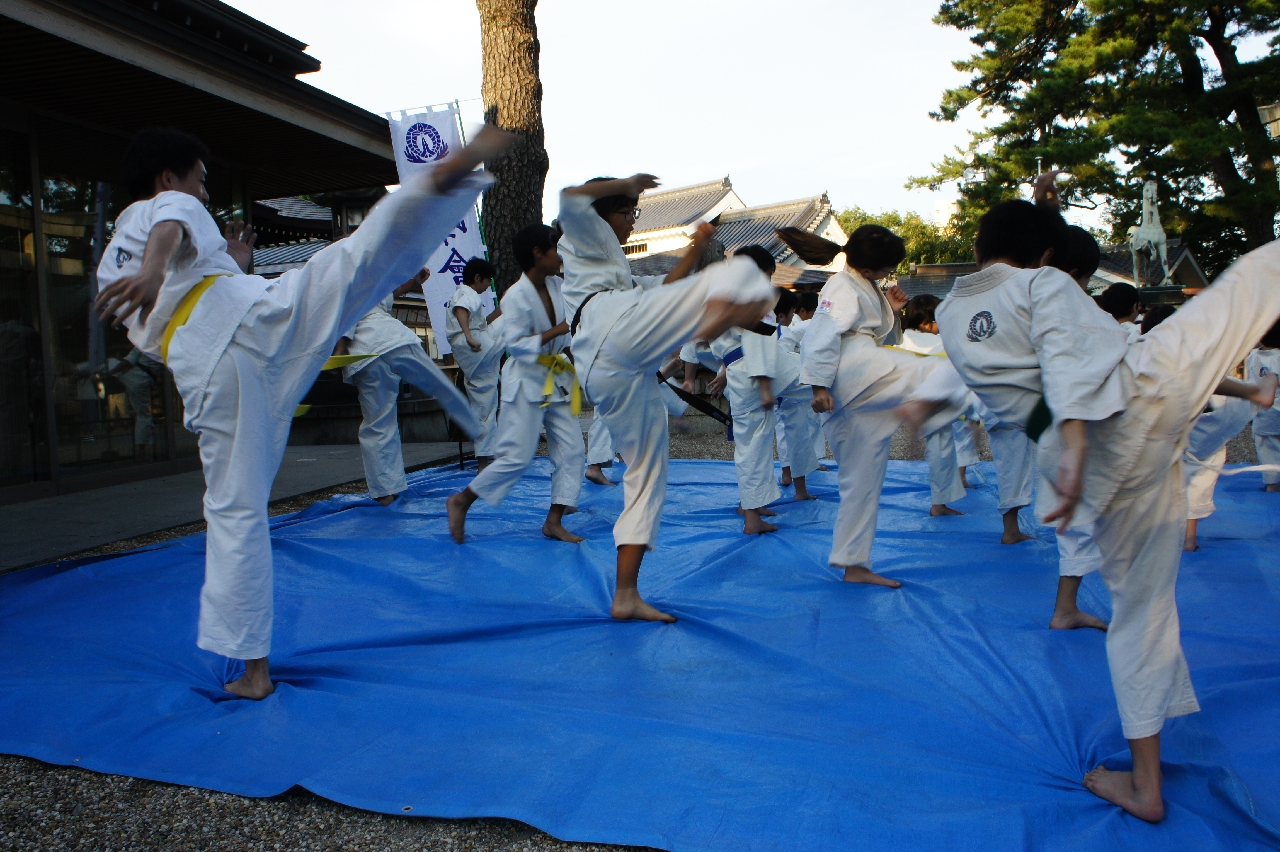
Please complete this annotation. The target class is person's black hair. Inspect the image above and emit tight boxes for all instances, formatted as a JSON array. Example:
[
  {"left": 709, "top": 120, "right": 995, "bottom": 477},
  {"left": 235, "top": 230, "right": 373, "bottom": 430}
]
[
  {"left": 776, "top": 224, "right": 905, "bottom": 271},
  {"left": 734, "top": 244, "right": 777, "bottom": 276},
  {"left": 585, "top": 177, "right": 639, "bottom": 219},
  {"left": 798, "top": 291, "right": 819, "bottom": 313},
  {"left": 973, "top": 200, "right": 1067, "bottom": 267},
  {"left": 122, "top": 127, "right": 210, "bottom": 201},
  {"left": 1140, "top": 304, "right": 1176, "bottom": 335},
  {"left": 902, "top": 294, "right": 941, "bottom": 331},
  {"left": 774, "top": 287, "right": 798, "bottom": 315},
  {"left": 462, "top": 257, "right": 496, "bottom": 286},
  {"left": 1052, "top": 225, "right": 1101, "bottom": 282},
  {"left": 1098, "top": 282, "right": 1143, "bottom": 321},
  {"left": 1259, "top": 317, "right": 1280, "bottom": 349},
  {"left": 512, "top": 224, "right": 559, "bottom": 272}
]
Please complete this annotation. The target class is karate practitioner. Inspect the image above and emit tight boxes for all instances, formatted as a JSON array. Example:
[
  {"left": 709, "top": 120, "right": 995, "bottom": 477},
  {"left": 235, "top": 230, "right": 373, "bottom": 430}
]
[
  {"left": 446, "top": 258, "right": 503, "bottom": 467},
  {"left": 339, "top": 267, "right": 477, "bottom": 505},
  {"left": 560, "top": 174, "right": 775, "bottom": 622},
  {"left": 898, "top": 295, "right": 966, "bottom": 516},
  {"left": 1247, "top": 321, "right": 1280, "bottom": 492},
  {"left": 710, "top": 248, "right": 819, "bottom": 534},
  {"left": 778, "top": 290, "right": 831, "bottom": 475},
  {"left": 785, "top": 224, "right": 966, "bottom": 587},
  {"left": 918, "top": 198, "right": 1279, "bottom": 821},
  {"left": 448, "top": 224, "right": 586, "bottom": 543},
  {"left": 94, "top": 125, "right": 507, "bottom": 700}
]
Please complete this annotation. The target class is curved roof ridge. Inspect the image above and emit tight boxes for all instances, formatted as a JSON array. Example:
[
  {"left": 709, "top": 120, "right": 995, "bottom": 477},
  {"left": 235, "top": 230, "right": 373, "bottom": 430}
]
[{"left": 640, "top": 176, "right": 732, "bottom": 201}]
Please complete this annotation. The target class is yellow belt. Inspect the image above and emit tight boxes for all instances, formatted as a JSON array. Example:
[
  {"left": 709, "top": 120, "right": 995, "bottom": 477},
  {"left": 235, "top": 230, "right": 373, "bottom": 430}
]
[
  {"left": 160, "top": 274, "right": 225, "bottom": 363},
  {"left": 536, "top": 353, "right": 581, "bottom": 415},
  {"left": 885, "top": 345, "right": 948, "bottom": 358}
]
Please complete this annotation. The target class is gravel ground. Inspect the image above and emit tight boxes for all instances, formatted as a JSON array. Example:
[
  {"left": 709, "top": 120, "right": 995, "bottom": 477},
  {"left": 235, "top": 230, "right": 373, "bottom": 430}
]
[{"left": 4, "top": 422, "right": 1262, "bottom": 850}]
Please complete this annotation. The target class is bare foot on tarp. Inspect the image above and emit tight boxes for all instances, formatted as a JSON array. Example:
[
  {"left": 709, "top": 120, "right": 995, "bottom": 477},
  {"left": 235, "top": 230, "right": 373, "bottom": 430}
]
[
  {"left": 1050, "top": 609, "right": 1108, "bottom": 631},
  {"left": 737, "top": 505, "right": 777, "bottom": 516},
  {"left": 586, "top": 465, "right": 616, "bottom": 487},
  {"left": 225, "top": 658, "right": 273, "bottom": 700},
  {"left": 446, "top": 492, "right": 470, "bottom": 543},
  {"left": 840, "top": 565, "right": 901, "bottom": 588},
  {"left": 1083, "top": 767, "right": 1165, "bottom": 823},
  {"left": 930, "top": 504, "right": 962, "bottom": 516},
  {"left": 375, "top": 494, "right": 398, "bottom": 506},
  {"left": 793, "top": 485, "right": 816, "bottom": 501},
  {"left": 562, "top": 506, "right": 580, "bottom": 515},
  {"left": 611, "top": 591, "right": 677, "bottom": 623},
  {"left": 743, "top": 515, "right": 778, "bottom": 535},
  {"left": 780, "top": 468, "right": 793, "bottom": 487},
  {"left": 542, "top": 521, "right": 585, "bottom": 544},
  {"left": 1001, "top": 530, "right": 1035, "bottom": 544}
]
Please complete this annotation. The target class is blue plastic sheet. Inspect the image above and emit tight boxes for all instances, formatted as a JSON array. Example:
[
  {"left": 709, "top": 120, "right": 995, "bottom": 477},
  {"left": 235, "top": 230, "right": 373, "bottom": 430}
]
[{"left": 2, "top": 459, "right": 1279, "bottom": 851}]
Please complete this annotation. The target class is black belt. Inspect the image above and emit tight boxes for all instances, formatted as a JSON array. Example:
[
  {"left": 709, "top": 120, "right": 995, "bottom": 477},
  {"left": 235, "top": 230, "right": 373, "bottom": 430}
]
[
  {"left": 1026, "top": 397, "right": 1053, "bottom": 443},
  {"left": 570, "top": 291, "right": 600, "bottom": 337},
  {"left": 657, "top": 371, "right": 732, "bottom": 429},
  {"left": 749, "top": 322, "right": 776, "bottom": 337}
]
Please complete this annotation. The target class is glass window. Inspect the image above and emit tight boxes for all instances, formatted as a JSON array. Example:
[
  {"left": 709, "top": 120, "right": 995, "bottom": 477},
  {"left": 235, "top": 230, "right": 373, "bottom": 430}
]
[{"left": 0, "top": 129, "right": 49, "bottom": 489}]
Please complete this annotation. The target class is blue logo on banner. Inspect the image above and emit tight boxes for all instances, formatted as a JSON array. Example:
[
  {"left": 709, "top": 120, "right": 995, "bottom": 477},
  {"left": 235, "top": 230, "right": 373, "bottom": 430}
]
[
  {"left": 404, "top": 123, "right": 450, "bottom": 163},
  {"left": 437, "top": 247, "right": 468, "bottom": 285},
  {"left": 967, "top": 310, "right": 996, "bottom": 342}
]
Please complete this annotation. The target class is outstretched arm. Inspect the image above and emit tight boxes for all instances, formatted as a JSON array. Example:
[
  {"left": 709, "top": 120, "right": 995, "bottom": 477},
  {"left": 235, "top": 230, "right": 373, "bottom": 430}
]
[
  {"left": 1215, "top": 374, "right": 1279, "bottom": 408},
  {"left": 563, "top": 174, "right": 659, "bottom": 200},
  {"left": 664, "top": 222, "right": 717, "bottom": 285},
  {"left": 430, "top": 125, "right": 516, "bottom": 193}
]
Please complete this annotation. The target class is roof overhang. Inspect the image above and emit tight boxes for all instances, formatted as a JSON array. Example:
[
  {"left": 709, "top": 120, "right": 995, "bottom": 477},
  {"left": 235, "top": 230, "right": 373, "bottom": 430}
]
[{"left": 2, "top": 0, "right": 397, "bottom": 197}]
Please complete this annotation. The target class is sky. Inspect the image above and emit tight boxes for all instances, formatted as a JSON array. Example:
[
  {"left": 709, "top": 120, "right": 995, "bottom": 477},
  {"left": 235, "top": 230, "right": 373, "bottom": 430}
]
[{"left": 227, "top": 1, "right": 995, "bottom": 221}]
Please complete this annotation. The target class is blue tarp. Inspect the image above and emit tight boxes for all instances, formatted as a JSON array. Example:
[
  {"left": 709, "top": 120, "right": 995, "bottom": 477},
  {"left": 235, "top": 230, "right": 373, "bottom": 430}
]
[{"left": 2, "top": 459, "right": 1278, "bottom": 851}]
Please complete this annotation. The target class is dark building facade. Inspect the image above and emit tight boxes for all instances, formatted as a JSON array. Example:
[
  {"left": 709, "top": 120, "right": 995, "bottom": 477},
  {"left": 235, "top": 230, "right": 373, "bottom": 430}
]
[{"left": 0, "top": 0, "right": 397, "bottom": 505}]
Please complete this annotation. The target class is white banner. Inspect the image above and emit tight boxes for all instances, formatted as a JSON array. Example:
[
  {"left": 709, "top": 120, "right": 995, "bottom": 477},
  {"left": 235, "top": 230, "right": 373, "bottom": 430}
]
[{"left": 387, "top": 106, "right": 492, "bottom": 356}]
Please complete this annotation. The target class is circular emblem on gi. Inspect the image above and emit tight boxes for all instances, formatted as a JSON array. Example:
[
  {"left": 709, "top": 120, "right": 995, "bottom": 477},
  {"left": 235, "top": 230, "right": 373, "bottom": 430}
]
[
  {"left": 967, "top": 310, "right": 996, "bottom": 342},
  {"left": 404, "top": 123, "right": 450, "bottom": 163}
]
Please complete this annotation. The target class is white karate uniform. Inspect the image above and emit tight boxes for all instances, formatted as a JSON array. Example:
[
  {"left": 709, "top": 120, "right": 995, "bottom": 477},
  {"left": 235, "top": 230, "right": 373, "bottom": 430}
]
[
  {"left": 801, "top": 270, "right": 966, "bottom": 568},
  {"left": 344, "top": 295, "right": 476, "bottom": 499},
  {"left": 937, "top": 252, "right": 1280, "bottom": 739},
  {"left": 1184, "top": 394, "right": 1255, "bottom": 518},
  {"left": 953, "top": 419, "right": 981, "bottom": 469},
  {"left": 899, "top": 329, "right": 965, "bottom": 506},
  {"left": 988, "top": 424, "right": 1037, "bottom": 513},
  {"left": 469, "top": 273, "right": 584, "bottom": 508},
  {"left": 98, "top": 172, "right": 489, "bottom": 661},
  {"left": 711, "top": 323, "right": 817, "bottom": 510},
  {"left": 446, "top": 284, "right": 502, "bottom": 457},
  {"left": 559, "top": 191, "right": 774, "bottom": 548},
  {"left": 586, "top": 408, "right": 615, "bottom": 467},
  {"left": 1246, "top": 348, "right": 1280, "bottom": 484}
]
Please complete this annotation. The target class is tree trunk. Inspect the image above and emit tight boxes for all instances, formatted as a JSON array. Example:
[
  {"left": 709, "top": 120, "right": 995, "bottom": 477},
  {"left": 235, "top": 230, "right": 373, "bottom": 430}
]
[{"left": 477, "top": 0, "right": 549, "bottom": 294}]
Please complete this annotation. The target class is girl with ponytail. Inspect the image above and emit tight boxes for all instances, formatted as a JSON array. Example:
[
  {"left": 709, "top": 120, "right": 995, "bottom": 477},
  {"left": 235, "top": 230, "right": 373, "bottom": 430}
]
[{"left": 779, "top": 224, "right": 967, "bottom": 588}]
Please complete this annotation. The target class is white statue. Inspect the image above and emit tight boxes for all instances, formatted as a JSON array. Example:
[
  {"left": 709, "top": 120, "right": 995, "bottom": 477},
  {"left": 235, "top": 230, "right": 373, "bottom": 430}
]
[{"left": 1127, "top": 180, "right": 1169, "bottom": 286}]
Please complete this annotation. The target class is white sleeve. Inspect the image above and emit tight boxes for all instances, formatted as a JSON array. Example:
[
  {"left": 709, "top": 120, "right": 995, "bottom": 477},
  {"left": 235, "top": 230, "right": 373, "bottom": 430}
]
[
  {"left": 150, "top": 191, "right": 229, "bottom": 264},
  {"left": 741, "top": 331, "right": 777, "bottom": 379},
  {"left": 634, "top": 274, "right": 666, "bottom": 291},
  {"left": 557, "top": 191, "right": 621, "bottom": 261},
  {"left": 1030, "top": 269, "right": 1130, "bottom": 422},
  {"left": 799, "top": 310, "right": 843, "bottom": 388},
  {"left": 501, "top": 291, "right": 544, "bottom": 358},
  {"left": 679, "top": 340, "right": 701, "bottom": 364},
  {"left": 1246, "top": 350, "right": 1262, "bottom": 380}
]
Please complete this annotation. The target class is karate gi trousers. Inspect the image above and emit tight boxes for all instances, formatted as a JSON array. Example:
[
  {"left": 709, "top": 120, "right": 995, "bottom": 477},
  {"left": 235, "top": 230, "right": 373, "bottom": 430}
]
[
  {"left": 1184, "top": 397, "right": 1254, "bottom": 518},
  {"left": 180, "top": 177, "right": 484, "bottom": 661},
  {"left": 953, "top": 420, "right": 980, "bottom": 469},
  {"left": 469, "top": 395, "right": 585, "bottom": 508},
  {"left": 1056, "top": 522, "right": 1102, "bottom": 577},
  {"left": 824, "top": 359, "right": 965, "bottom": 568},
  {"left": 587, "top": 408, "right": 615, "bottom": 467},
  {"left": 1081, "top": 242, "right": 1280, "bottom": 738},
  {"left": 452, "top": 335, "right": 502, "bottom": 457},
  {"left": 924, "top": 427, "right": 966, "bottom": 506},
  {"left": 989, "top": 425, "right": 1036, "bottom": 513},
  {"left": 352, "top": 343, "right": 472, "bottom": 499},
  {"left": 1255, "top": 433, "right": 1280, "bottom": 485}
]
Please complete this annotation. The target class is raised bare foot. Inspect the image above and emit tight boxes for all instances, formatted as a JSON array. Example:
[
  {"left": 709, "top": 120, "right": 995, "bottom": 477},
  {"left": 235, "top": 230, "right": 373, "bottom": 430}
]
[
  {"left": 445, "top": 492, "right": 469, "bottom": 543},
  {"left": 225, "top": 658, "right": 273, "bottom": 700},
  {"left": 1251, "top": 371, "right": 1278, "bottom": 408},
  {"left": 840, "top": 565, "right": 901, "bottom": 588},
  {"left": 375, "top": 494, "right": 398, "bottom": 506},
  {"left": 611, "top": 593, "right": 677, "bottom": 623},
  {"left": 1050, "top": 609, "right": 1108, "bottom": 631},
  {"left": 543, "top": 520, "right": 585, "bottom": 544},
  {"left": 1001, "top": 530, "right": 1036, "bottom": 544},
  {"left": 1083, "top": 766, "right": 1165, "bottom": 823},
  {"left": 743, "top": 516, "right": 778, "bottom": 535},
  {"left": 586, "top": 465, "right": 616, "bottom": 487},
  {"left": 930, "top": 504, "right": 963, "bottom": 516}
]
